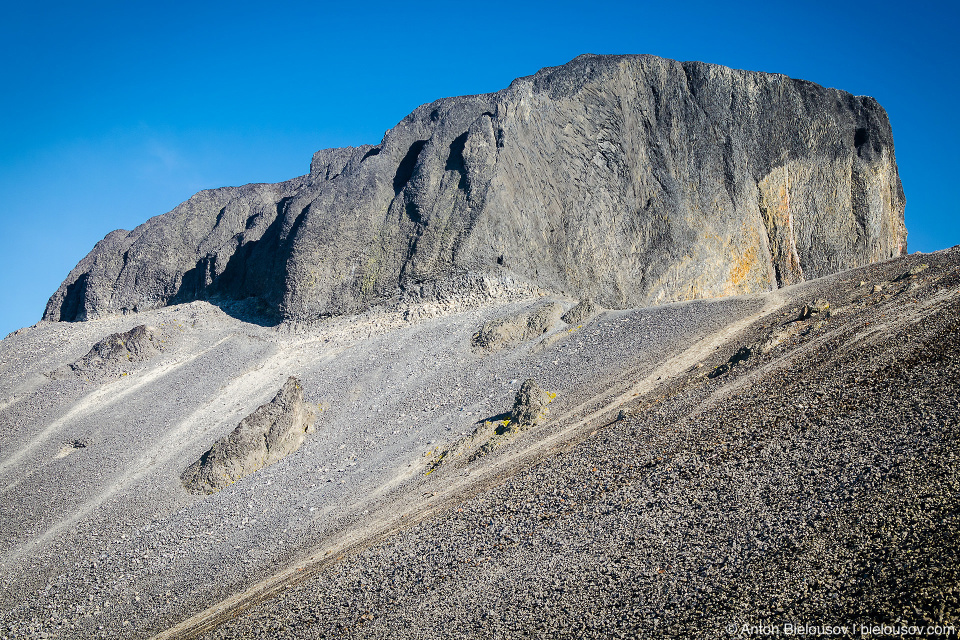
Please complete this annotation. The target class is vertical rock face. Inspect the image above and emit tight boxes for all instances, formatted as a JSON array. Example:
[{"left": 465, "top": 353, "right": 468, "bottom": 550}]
[
  {"left": 44, "top": 54, "right": 906, "bottom": 324},
  {"left": 181, "top": 377, "right": 316, "bottom": 494}
]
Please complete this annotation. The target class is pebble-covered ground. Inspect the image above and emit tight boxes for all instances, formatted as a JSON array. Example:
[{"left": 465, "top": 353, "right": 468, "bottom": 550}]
[
  {"left": 0, "top": 270, "right": 764, "bottom": 638},
  {"left": 199, "top": 250, "right": 960, "bottom": 639},
  {"left": 1, "top": 249, "right": 958, "bottom": 639}
]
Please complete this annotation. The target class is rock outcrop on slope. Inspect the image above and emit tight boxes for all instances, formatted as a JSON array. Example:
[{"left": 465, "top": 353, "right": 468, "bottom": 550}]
[
  {"left": 51, "top": 324, "right": 163, "bottom": 380},
  {"left": 199, "top": 251, "right": 960, "bottom": 640},
  {"left": 471, "top": 302, "right": 564, "bottom": 352},
  {"left": 560, "top": 298, "right": 601, "bottom": 326},
  {"left": 44, "top": 54, "right": 906, "bottom": 325},
  {"left": 510, "top": 378, "right": 554, "bottom": 428},
  {"left": 181, "top": 377, "right": 316, "bottom": 494},
  {"left": 5, "top": 248, "right": 959, "bottom": 639}
]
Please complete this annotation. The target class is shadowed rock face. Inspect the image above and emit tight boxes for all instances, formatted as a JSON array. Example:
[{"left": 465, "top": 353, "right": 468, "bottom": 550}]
[
  {"left": 181, "top": 377, "right": 316, "bottom": 494},
  {"left": 44, "top": 54, "right": 906, "bottom": 324}
]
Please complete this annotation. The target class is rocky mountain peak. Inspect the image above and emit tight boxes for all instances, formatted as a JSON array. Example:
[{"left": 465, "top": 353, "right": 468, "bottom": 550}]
[{"left": 43, "top": 54, "right": 906, "bottom": 325}]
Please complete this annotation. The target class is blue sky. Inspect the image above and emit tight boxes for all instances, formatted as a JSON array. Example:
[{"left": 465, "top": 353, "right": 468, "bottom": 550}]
[{"left": 1, "top": 0, "right": 957, "bottom": 337}]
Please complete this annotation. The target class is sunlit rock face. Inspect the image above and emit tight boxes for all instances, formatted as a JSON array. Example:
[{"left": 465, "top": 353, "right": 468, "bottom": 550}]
[{"left": 44, "top": 54, "right": 906, "bottom": 324}]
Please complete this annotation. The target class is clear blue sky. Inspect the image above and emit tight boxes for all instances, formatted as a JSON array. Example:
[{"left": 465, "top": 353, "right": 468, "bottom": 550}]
[{"left": 1, "top": 0, "right": 957, "bottom": 337}]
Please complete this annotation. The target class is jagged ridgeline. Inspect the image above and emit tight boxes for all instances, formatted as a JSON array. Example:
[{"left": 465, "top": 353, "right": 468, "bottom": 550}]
[{"left": 44, "top": 54, "right": 906, "bottom": 324}]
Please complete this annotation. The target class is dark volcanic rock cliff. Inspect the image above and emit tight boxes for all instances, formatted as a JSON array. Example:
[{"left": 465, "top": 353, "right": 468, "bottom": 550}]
[{"left": 44, "top": 54, "right": 906, "bottom": 324}]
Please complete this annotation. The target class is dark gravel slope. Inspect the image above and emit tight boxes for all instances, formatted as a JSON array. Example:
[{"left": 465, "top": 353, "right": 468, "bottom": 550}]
[{"left": 202, "top": 250, "right": 960, "bottom": 639}]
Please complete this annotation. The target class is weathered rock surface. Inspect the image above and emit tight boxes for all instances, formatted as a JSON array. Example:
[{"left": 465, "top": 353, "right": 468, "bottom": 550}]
[
  {"left": 4, "top": 250, "right": 959, "bottom": 639},
  {"left": 194, "top": 251, "right": 960, "bottom": 640},
  {"left": 435, "top": 377, "right": 556, "bottom": 465},
  {"left": 510, "top": 378, "right": 553, "bottom": 428},
  {"left": 181, "top": 377, "right": 316, "bottom": 494},
  {"left": 471, "top": 301, "right": 563, "bottom": 352},
  {"left": 798, "top": 297, "right": 830, "bottom": 320},
  {"left": 44, "top": 54, "right": 906, "bottom": 325},
  {"left": 560, "top": 298, "right": 601, "bottom": 326},
  {"left": 707, "top": 345, "right": 753, "bottom": 379},
  {"left": 52, "top": 324, "right": 162, "bottom": 379}
]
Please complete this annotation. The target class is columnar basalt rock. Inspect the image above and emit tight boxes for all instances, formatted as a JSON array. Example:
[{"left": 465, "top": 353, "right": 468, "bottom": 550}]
[{"left": 44, "top": 54, "right": 906, "bottom": 324}]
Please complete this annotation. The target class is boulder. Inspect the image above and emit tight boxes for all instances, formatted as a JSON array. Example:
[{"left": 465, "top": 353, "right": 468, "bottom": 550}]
[
  {"left": 54, "top": 324, "right": 162, "bottom": 379},
  {"left": 797, "top": 299, "right": 830, "bottom": 321},
  {"left": 510, "top": 379, "right": 554, "bottom": 428},
  {"left": 561, "top": 298, "right": 601, "bottom": 326}
]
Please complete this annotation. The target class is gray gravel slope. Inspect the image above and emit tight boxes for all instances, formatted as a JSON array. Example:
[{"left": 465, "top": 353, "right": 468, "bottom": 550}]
[
  {"left": 0, "top": 285, "right": 764, "bottom": 638},
  {"left": 1, "top": 250, "right": 956, "bottom": 639},
  {"left": 196, "top": 249, "right": 960, "bottom": 639}
]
